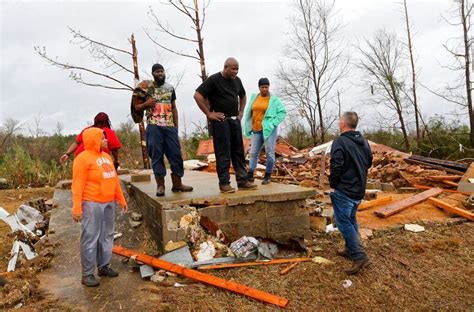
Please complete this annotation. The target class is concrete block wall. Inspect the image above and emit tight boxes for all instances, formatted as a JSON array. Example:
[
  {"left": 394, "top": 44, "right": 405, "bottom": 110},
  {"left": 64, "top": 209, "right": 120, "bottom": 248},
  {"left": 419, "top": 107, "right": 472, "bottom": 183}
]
[{"left": 128, "top": 183, "right": 310, "bottom": 251}]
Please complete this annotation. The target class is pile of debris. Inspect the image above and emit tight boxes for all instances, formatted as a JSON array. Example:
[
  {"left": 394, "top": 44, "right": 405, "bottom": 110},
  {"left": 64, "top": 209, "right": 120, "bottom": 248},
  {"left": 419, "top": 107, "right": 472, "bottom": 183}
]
[{"left": 0, "top": 198, "right": 54, "bottom": 272}]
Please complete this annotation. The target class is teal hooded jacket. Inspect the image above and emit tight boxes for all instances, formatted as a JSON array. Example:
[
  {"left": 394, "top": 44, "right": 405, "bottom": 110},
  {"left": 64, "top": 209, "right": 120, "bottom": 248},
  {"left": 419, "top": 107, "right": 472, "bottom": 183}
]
[{"left": 244, "top": 93, "right": 287, "bottom": 140}]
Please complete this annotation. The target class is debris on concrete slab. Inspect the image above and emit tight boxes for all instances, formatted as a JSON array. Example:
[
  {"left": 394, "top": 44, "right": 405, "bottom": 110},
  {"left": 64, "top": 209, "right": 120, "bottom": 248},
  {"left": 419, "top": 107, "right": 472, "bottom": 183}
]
[
  {"left": 404, "top": 224, "right": 426, "bottom": 233},
  {"left": 375, "top": 188, "right": 444, "bottom": 218}
]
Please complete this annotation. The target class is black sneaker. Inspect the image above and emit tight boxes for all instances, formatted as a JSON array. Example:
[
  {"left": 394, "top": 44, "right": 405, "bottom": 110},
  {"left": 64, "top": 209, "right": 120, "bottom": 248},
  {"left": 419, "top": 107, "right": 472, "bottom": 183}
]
[
  {"left": 98, "top": 265, "right": 119, "bottom": 277},
  {"left": 81, "top": 274, "right": 100, "bottom": 287}
]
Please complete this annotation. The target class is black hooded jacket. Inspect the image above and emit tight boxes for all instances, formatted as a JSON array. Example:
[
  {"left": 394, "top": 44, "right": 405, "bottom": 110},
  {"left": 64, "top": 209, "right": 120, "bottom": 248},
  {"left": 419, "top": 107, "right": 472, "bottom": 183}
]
[{"left": 329, "top": 130, "right": 373, "bottom": 200}]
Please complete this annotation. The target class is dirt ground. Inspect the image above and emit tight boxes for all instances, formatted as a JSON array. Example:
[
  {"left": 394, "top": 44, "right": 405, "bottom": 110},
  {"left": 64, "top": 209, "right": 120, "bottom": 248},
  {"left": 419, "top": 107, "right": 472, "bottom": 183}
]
[{"left": 1, "top": 187, "right": 473, "bottom": 311}]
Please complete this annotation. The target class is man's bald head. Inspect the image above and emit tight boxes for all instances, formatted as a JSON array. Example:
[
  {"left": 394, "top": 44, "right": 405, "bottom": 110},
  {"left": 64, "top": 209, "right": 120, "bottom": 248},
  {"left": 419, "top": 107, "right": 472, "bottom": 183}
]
[{"left": 222, "top": 57, "right": 239, "bottom": 79}]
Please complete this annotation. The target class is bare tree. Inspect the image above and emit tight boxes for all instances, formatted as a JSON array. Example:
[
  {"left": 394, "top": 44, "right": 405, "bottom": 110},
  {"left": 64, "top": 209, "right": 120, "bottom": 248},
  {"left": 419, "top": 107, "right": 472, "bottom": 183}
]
[
  {"left": 402, "top": 0, "right": 422, "bottom": 148},
  {"left": 277, "top": 0, "right": 348, "bottom": 145},
  {"left": 0, "top": 118, "right": 22, "bottom": 153},
  {"left": 358, "top": 29, "right": 410, "bottom": 151},
  {"left": 146, "top": 0, "right": 209, "bottom": 81},
  {"left": 436, "top": 0, "right": 474, "bottom": 147},
  {"left": 34, "top": 27, "right": 150, "bottom": 168}
]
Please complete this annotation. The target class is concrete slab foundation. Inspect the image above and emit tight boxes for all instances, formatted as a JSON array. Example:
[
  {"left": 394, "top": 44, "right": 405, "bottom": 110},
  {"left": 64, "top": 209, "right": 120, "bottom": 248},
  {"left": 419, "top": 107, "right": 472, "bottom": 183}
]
[{"left": 122, "top": 170, "right": 317, "bottom": 250}]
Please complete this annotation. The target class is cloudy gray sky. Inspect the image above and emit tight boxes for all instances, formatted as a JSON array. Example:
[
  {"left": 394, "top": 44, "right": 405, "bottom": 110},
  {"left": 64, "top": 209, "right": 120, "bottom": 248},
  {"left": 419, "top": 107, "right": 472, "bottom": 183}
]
[{"left": 0, "top": 0, "right": 466, "bottom": 136}]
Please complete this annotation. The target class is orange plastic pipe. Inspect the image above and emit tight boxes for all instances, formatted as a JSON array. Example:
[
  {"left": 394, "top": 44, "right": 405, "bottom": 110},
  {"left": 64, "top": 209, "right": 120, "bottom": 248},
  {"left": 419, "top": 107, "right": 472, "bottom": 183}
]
[{"left": 112, "top": 245, "right": 289, "bottom": 308}]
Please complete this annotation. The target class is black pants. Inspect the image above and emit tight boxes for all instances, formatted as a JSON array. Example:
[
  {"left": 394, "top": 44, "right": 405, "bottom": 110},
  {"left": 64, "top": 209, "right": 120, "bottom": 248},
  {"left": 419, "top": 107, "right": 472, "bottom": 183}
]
[{"left": 211, "top": 118, "right": 247, "bottom": 185}]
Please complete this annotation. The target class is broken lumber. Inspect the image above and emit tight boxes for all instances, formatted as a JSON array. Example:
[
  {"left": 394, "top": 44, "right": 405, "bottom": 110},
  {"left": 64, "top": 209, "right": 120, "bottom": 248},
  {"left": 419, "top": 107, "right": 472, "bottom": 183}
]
[
  {"left": 404, "top": 159, "right": 465, "bottom": 175},
  {"left": 198, "top": 257, "right": 312, "bottom": 271},
  {"left": 279, "top": 262, "right": 300, "bottom": 275},
  {"left": 112, "top": 245, "right": 288, "bottom": 308},
  {"left": 427, "top": 198, "right": 474, "bottom": 221},
  {"left": 441, "top": 180, "right": 459, "bottom": 188},
  {"left": 374, "top": 188, "right": 443, "bottom": 218},
  {"left": 358, "top": 196, "right": 393, "bottom": 211},
  {"left": 413, "top": 184, "right": 470, "bottom": 195},
  {"left": 408, "top": 155, "right": 468, "bottom": 171},
  {"left": 428, "top": 175, "right": 462, "bottom": 181}
]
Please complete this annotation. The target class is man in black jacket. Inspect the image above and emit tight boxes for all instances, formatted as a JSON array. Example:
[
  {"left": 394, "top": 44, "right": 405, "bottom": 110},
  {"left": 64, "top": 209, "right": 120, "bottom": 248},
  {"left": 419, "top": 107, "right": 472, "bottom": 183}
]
[{"left": 330, "top": 111, "right": 372, "bottom": 275}]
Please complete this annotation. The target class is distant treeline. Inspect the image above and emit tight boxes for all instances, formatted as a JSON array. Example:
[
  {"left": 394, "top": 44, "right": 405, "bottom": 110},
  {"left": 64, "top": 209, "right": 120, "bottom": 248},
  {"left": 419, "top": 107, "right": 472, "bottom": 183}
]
[{"left": 0, "top": 117, "right": 471, "bottom": 189}]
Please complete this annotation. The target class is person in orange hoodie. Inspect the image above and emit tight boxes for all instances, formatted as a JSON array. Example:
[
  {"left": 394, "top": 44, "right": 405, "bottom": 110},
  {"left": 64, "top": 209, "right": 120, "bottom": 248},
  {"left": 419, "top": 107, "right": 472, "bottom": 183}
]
[{"left": 72, "top": 127, "right": 128, "bottom": 287}]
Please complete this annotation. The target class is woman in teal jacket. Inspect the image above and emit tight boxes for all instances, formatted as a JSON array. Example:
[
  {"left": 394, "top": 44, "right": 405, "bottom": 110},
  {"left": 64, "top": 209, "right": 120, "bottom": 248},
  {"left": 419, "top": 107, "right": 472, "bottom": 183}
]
[{"left": 244, "top": 78, "right": 286, "bottom": 184}]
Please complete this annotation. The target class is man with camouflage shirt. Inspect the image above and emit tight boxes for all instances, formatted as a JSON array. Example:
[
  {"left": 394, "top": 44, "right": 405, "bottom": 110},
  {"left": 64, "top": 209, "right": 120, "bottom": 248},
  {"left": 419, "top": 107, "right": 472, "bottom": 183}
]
[{"left": 133, "top": 63, "right": 192, "bottom": 196}]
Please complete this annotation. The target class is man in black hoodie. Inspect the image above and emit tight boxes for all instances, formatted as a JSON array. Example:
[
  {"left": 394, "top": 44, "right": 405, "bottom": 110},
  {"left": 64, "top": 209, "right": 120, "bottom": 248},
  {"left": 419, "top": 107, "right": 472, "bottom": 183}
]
[{"left": 330, "top": 111, "right": 372, "bottom": 275}]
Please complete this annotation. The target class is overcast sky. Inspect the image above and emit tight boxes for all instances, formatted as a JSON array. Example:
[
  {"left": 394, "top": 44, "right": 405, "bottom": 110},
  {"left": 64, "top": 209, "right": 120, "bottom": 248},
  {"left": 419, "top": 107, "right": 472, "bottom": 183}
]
[{"left": 0, "top": 0, "right": 467, "bottom": 136}]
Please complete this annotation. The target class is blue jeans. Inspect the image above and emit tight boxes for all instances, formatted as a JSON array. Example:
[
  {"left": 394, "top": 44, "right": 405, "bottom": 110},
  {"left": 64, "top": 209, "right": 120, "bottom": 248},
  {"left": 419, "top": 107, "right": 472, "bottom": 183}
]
[
  {"left": 248, "top": 128, "right": 277, "bottom": 174},
  {"left": 330, "top": 190, "right": 368, "bottom": 261},
  {"left": 145, "top": 124, "right": 184, "bottom": 177}
]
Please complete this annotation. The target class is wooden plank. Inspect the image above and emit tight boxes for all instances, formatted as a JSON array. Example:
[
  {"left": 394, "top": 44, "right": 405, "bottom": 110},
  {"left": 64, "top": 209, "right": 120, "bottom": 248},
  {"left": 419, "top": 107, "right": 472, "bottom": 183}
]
[
  {"left": 409, "top": 155, "right": 468, "bottom": 171},
  {"left": 279, "top": 262, "right": 300, "bottom": 275},
  {"left": 404, "top": 159, "right": 465, "bottom": 175},
  {"left": 374, "top": 188, "right": 443, "bottom": 218},
  {"left": 441, "top": 180, "right": 458, "bottom": 188},
  {"left": 427, "top": 175, "right": 462, "bottom": 181},
  {"left": 198, "top": 257, "right": 312, "bottom": 270},
  {"left": 358, "top": 196, "right": 393, "bottom": 211},
  {"left": 458, "top": 162, "right": 474, "bottom": 194},
  {"left": 112, "top": 245, "right": 289, "bottom": 308},
  {"left": 428, "top": 197, "right": 474, "bottom": 221},
  {"left": 413, "top": 184, "right": 470, "bottom": 195}
]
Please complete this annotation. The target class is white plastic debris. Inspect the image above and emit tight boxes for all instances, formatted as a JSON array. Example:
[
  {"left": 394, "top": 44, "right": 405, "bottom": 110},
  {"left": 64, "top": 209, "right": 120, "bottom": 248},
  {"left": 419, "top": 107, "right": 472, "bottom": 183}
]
[
  {"left": 139, "top": 264, "right": 155, "bottom": 278},
  {"left": 7, "top": 241, "right": 20, "bottom": 272},
  {"left": 150, "top": 273, "right": 166, "bottom": 283},
  {"left": 196, "top": 241, "right": 216, "bottom": 261},
  {"left": 325, "top": 224, "right": 336, "bottom": 233},
  {"left": 207, "top": 154, "right": 216, "bottom": 163},
  {"left": 404, "top": 224, "right": 425, "bottom": 233},
  {"left": 342, "top": 279, "right": 353, "bottom": 288},
  {"left": 16, "top": 204, "right": 44, "bottom": 231},
  {"left": 183, "top": 159, "right": 209, "bottom": 170}
]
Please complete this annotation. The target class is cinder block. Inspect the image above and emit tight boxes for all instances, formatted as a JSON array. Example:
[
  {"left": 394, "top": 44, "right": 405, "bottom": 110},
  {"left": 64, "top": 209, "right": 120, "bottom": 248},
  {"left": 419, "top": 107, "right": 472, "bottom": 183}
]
[
  {"left": 267, "top": 215, "right": 309, "bottom": 234},
  {"left": 199, "top": 205, "right": 232, "bottom": 223},
  {"left": 131, "top": 174, "right": 151, "bottom": 182},
  {"left": 265, "top": 200, "right": 307, "bottom": 217},
  {"left": 381, "top": 182, "right": 396, "bottom": 192}
]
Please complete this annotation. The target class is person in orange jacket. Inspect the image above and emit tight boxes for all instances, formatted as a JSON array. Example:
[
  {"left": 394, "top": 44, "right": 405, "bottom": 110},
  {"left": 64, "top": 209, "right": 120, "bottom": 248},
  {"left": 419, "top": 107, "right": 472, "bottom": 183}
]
[{"left": 72, "top": 127, "right": 128, "bottom": 287}]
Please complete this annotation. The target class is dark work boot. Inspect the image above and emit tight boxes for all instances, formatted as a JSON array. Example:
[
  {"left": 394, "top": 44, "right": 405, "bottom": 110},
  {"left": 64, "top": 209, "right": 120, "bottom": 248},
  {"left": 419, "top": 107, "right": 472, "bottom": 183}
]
[
  {"left": 171, "top": 173, "right": 193, "bottom": 192},
  {"left": 155, "top": 175, "right": 165, "bottom": 197},
  {"left": 98, "top": 264, "right": 119, "bottom": 277},
  {"left": 262, "top": 172, "right": 272, "bottom": 185},
  {"left": 246, "top": 171, "right": 255, "bottom": 184},
  {"left": 336, "top": 249, "right": 350, "bottom": 259},
  {"left": 81, "top": 274, "right": 100, "bottom": 287},
  {"left": 237, "top": 180, "right": 258, "bottom": 190},
  {"left": 345, "top": 258, "right": 371, "bottom": 275},
  {"left": 219, "top": 184, "right": 236, "bottom": 193}
]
